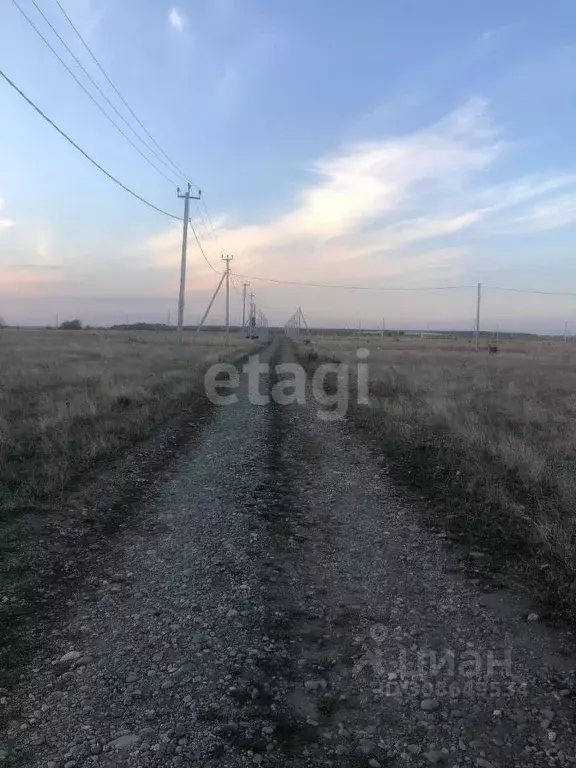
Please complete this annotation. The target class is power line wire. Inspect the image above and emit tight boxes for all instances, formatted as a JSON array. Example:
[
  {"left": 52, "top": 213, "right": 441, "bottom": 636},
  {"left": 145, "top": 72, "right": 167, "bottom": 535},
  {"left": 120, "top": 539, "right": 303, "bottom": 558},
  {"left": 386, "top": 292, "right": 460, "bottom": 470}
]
[
  {"left": 188, "top": 219, "right": 220, "bottom": 273},
  {"left": 193, "top": 216, "right": 225, "bottom": 275},
  {"left": 193, "top": 201, "right": 212, "bottom": 240},
  {"left": 8, "top": 47, "right": 576, "bottom": 304},
  {"left": 227, "top": 271, "right": 576, "bottom": 297},
  {"left": 229, "top": 273, "right": 242, "bottom": 295},
  {"left": 233, "top": 273, "right": 477, "bottom": 291},
  {"left": 201, "top": 196, "right": 222, "bottom": 243},
  {"left": 0, "top": 67, "right": 179, "bottom": 219},
  {"left": 485, "top": 286, "right": 576, "bottom": 297},
  {"left": 40, "top": 0, "right": 223, "bottom": 257},
  {"left": 12, "top": 0, "right": 177, "bottom": 186},
  {"left": 194, "top": 207, "right": 219, "bottom": 257},
  {"left": 30, "top": 0, "right": 182, "bottom": 184},
  {"left": 50, "top": 0, "right": 199, "bottom": 190},
  {"left": 197, "top": 196, "right": 236, "bottom": 288},
  {"left": 187, "top": 213, "right": 239, "bottom": 292}
]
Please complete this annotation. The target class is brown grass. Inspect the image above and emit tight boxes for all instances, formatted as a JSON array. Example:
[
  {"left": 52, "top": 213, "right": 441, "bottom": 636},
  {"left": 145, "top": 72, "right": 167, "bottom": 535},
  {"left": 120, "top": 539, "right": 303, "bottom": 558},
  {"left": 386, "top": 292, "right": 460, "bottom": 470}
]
[
  {"left": 306, "top": 333, "right": 576, "bottom": 615},
  {"left": 0, "top": 328, "right": 253, "bottom": 519}
]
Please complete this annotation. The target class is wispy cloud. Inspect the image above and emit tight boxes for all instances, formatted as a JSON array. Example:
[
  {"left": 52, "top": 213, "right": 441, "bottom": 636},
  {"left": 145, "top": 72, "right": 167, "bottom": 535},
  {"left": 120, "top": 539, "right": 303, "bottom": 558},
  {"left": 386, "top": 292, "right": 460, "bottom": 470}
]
[
  {"left": 13, "top": 263, "right": 64, "bottom": 270},
  {"left": 0, "top": 266, "right": 62, "bottom": 290},
  {"left": 168, "top": 6, "right": 187, "bottom": 33},
  {"left": 140, "top": 99, "right": 576, "bottom": 287},
  {"left": 211, "top": 98, "right": 501, "bottom": 264},
  {"left": 0, "top": 197, "right": 15, "bottom": 230},
  {"left": 480, "top": 26, "right": 510, "bottom": 45},
  {"left": 500, "top": 193, "right": 576, "bottom": 233},
  {"left": 59, "top": 0, "right": 104, "bottom": 40}
]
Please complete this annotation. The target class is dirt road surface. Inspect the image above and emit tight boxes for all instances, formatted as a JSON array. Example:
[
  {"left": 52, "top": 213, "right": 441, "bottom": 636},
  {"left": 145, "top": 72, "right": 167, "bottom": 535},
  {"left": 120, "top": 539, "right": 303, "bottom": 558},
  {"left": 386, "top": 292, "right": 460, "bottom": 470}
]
[{"left": 2, "top": 337, "right": 576, "bottom": 767}]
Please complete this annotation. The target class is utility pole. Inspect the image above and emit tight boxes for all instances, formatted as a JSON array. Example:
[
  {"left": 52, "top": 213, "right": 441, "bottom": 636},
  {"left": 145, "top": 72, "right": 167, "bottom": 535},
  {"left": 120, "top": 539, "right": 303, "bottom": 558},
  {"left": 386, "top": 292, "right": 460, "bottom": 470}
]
[
  {"left": 241, "top": 280, "right": 250, "bottom": 330},
  {"left": 196, "top": 272, "right": 226, "bottom": 335},
  {"left": 475, "top": 282, "right": 482, "bottom": 352},
  {"left": 381, "top": 317, "right": 385, "bottom": 338},
  {"left": 249, "top": 291, "right": 256, "bottom": 337},
  {"left": 176, "top": 183, "right": 201, "bottom": 347},
  {"left": 222, "top": 255, "right": 233, "bottom": 346},
  {"left": 299, "top": 308, "right": 310, "bottom": 338},
  {"left": 564, "top": 321, "right": 569, "bottom": 343}
]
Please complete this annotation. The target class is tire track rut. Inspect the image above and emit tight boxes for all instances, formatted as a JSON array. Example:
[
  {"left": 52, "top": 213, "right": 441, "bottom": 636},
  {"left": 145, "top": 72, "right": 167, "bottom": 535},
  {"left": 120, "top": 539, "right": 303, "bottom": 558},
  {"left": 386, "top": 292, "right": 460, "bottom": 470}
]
[{"left": 2, "top": 337, "right": 576, "bottom": 767}]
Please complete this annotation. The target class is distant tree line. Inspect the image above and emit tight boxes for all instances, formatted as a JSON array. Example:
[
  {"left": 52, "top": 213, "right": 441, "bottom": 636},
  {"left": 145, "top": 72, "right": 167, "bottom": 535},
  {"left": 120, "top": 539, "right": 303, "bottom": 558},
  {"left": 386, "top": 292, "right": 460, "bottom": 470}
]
[
  {"left": 110, "top": 323, "right": 172, "bottom": 331},
  {"left": 59, "top": 319, "right": 83, "bottom": 330}
]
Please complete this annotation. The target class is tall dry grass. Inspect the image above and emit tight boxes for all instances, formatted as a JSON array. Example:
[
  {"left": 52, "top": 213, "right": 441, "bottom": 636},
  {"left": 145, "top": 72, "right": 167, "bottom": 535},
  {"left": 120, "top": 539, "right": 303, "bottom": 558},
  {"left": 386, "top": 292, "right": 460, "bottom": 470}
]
[
  {"left": 0, "top": 328, "right": 252, "bottom": 519},
  {"left": 308, "top": 334, "right": 576, "bottom": 613}
]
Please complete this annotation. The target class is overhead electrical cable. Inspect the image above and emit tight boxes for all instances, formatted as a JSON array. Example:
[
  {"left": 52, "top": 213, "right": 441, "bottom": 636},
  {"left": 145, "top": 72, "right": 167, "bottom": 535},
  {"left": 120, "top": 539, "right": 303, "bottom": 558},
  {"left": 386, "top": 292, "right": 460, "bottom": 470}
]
[
  {"left": 12, "top": 0, "right": 177, "bottom": 186},
  {"left": 193, "top": 202, "right": 212, "bottom": 240},
  {"left": 42, "top": 0, "right": 225, "bottom": 270},
  {"left": 201, "top": 196, "right": 222, "bottom": 243},
  {"left": 50, "top": 0, "right": 200, "bottom": 190},
  {"left": 233, "top": 273, "right": 477, "bottom": 291},
  {"left": 29, "top": 0, "right": 181, "bottom": 184},
  {"left": 0, "top": 67, "right": 180, "bottom": 219},
  {"left": 485, "top": 286, "right": 576, "bottom": 297},
  {"left": 188, "top": 219, "right": 220, "bottom": 274},
  {"left": 229, "top": 273, "right": 242, "bottom": 295}
]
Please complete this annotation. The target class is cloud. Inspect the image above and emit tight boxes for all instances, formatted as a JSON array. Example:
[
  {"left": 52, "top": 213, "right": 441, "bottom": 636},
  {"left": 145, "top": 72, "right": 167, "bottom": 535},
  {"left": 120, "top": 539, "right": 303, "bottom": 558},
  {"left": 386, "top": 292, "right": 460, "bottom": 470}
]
[
  {"left": 12, "top": 264, "right": 64, "bottom": 270},
  {"left": 168, "top": 7, "right": 187, "bottom": 32},
  {"left": 138, "top": 98, "right": 576, "bottom": 290},
  {"left": 134, "top": 221, "right": 222, "bottom": 294},
  {"left": 500, "top": 193, "right": 576, "bottom": 233},
  {"left": 59, "top": 0, "right": 104, "bottom": 40},
  {"left": 0, "top": 266, "right": 62, "bottom": 290},
  {"left": 0, "top": 197, "right": 15, "bottom": 230},
  {"left": 479, "top": 25, "right": 515, "bottom": 45},
  {"left": 331, "top": 212, "right": 488, "bottom": 266},
  {"left": 475, "top": 175, "right": 576, "bottom": 210},
  {"left": 212, "top": 98, "right": 500, "bottom": 260},
  {"left": 213, "top": 98, "right": 496, "bottom": 249}
]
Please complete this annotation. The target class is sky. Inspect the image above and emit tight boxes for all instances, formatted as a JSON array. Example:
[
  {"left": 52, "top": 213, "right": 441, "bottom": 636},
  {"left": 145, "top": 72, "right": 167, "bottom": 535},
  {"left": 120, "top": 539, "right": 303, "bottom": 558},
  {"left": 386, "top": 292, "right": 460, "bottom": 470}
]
[{"left": 1, "top": 0, "right": 576, "bottom": 332}]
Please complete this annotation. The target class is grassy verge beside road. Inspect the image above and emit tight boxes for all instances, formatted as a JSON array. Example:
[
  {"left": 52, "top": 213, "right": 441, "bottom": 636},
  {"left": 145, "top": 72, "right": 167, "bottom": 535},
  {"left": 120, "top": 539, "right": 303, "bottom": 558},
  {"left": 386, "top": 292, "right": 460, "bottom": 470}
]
[
  {"left": 0, "top": 329, "right": 253, "bottom": 520},
  {"left": 302, "top": 334, "right": 576, "bottom": 618}
]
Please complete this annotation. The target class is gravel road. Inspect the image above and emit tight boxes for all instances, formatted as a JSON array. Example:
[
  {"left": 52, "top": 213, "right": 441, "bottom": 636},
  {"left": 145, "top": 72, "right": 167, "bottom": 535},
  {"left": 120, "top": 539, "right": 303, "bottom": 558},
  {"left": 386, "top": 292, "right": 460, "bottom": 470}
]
[{"left": 2, "top": 336, "right": 576, "bottom": 767}]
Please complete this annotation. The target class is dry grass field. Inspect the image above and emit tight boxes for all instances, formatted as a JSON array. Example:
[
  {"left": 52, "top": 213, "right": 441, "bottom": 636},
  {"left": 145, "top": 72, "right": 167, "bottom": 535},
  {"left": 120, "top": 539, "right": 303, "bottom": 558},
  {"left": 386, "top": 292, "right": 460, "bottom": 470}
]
[
  {"left": 307, "top": 333, "right": 576, "bottom": 614},
  {"left": 0, "top": 328, "right": 253, "bottom": 520}
]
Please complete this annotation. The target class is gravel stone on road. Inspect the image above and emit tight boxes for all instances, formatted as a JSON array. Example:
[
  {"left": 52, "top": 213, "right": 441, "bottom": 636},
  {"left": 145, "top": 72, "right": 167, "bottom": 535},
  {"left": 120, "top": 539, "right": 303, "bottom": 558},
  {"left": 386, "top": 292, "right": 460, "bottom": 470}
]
[{"left": 1, "top": 337, "right": 576, "bottom": 767}]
